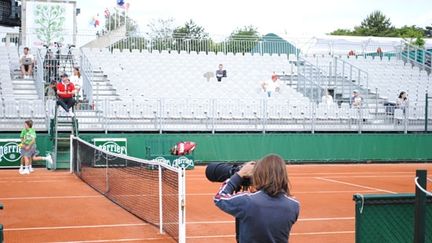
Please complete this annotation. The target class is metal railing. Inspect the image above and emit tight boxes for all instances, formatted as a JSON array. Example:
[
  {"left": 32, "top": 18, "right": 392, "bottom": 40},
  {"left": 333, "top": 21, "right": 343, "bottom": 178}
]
[
  {"left": 83, "top": 98, "right": 432, "bottom": 133},
  {"left": 398, "top": 41, "right": 432, "bottom": 74},
  {"left": 80, "top": 49, "right": 94, "bottom": 105},
  {"left": 107, "top": 36, "right": 299, "bottom": 56}
]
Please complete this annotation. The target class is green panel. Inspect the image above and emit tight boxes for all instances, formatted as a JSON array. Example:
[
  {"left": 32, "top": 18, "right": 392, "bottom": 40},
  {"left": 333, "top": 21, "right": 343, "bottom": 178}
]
[
  {"left": 78, "top": 133, "right": 432, "bottom": 163},
  {"left": 0, "top": 134, "right": 52, "bottom": 167},
  {"left": 353, "top": 194, "right": 432, "bottom": 243}
]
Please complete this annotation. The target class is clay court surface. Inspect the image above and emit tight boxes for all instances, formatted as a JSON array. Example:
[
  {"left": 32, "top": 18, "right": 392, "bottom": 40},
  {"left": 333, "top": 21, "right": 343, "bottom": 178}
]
[{"left": 1, "top": 163, "right": 431, "bottom": 243}]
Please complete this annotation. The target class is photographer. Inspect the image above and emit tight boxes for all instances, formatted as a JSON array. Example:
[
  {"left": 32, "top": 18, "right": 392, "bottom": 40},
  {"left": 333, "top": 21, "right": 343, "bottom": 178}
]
[{"left": 214, "top": 154, "right": 300, "bottom": 243}]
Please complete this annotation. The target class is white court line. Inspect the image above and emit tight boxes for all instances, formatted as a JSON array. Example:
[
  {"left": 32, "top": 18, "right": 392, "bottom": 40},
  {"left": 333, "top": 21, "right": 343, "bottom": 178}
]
[
  {"left": 186, "top": 217, "right": 354, "bottom": 225},
  {"left": 5, "top": 217, "right": 353, "bottom": 232},
  {"left": 187, "top": 171, "right": 414, "bottom": 178},
  {"left": 4, "top": 223, "right": 149, "bottom": 231},
  {"left": 0, "top": 180, "right": 76, "bottom": 183},
  {"left": 187, "top": 190, "right": 376, "bottom": 196},
  {"left": 0, "top": 190, "right": 376, "bottom": 201},
  {"left": 46, "top": 238, "right": 166, "bottom": 243},
  {"left": 291, "top": 230, "right": 355, "bottom": 236},
  {"left": 316, "top": 177, "right": 397, "bottom": 194},
  {"left": 0, "top": 195, "right": 103, "bottom": 200}
]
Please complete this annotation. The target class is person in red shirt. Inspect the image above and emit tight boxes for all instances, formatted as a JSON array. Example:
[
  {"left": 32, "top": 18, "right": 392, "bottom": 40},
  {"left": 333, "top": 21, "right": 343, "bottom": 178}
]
[
  {"left": 56, "top": 73, "right": 76, "bottom": 116},
  {"left": 170, "top": 141, "right": 196, "bottom": 156}
]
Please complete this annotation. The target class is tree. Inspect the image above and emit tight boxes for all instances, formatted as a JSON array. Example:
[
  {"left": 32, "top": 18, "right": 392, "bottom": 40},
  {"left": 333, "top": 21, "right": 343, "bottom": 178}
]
[
  {"left": 330, "top": 29, "right": 354, "bottom": 36},
  {"left": 173, "top": 19, "right": 208, "bottom": 39},
  {"left": 357, "top": 11, "right": 394, "bottom": 36},
  {"left": 105, "top": 8, "right": 138, "bottom": 35},
  {"left": 146, "top": 18, "right": 175, "bottom": 39},
  {"left": 425, "top": 25, "right": 432, "bottom": 38},
  {"left": 171, "top": 20, "right": 209, "bottom": 52},
  {"left": 225, "top": 26, "right": 260, "bottom": 53},
  {"left": 34, "top": 4, "right": 66, "bottom": 45}
]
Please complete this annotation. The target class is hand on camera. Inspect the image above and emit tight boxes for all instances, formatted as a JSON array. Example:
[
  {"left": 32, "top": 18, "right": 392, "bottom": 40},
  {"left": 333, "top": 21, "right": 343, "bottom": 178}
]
[{"left": 237, "top": 161, "right": 255, "bottom": 178}]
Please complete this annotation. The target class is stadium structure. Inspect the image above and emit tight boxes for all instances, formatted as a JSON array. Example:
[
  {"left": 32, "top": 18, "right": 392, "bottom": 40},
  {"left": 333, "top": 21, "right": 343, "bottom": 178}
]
[{"left": 0, "top": 0, "right": 431, "bottom": 168}]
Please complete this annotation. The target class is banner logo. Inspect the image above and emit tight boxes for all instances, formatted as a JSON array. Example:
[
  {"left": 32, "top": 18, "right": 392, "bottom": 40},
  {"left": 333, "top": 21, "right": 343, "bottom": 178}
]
[{"left": 0, "top": 142, "right": 22, "bottom": 162}]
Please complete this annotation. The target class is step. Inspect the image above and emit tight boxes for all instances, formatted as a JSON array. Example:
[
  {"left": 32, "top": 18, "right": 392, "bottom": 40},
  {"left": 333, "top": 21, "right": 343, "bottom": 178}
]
[
  {"left": 92, "top": 90, "right": 118, "bottom": 95},
  {"left": 13, "top": 84, "right": 36, "bottom": 90},
  {"left": 15, "top": 95, "right": 40, "bottom": 100},
  {"left": 12, "top": 80, "right": 34, "bottom": 85},
  {"left": 13, "top": 89, "right": 38, "bottom": 94}
]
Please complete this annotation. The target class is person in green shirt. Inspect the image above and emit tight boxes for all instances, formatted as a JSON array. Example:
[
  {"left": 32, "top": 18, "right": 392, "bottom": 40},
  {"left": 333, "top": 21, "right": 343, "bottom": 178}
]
[{"left": 19, "top": 120, "right": 52, "bottom": 174}]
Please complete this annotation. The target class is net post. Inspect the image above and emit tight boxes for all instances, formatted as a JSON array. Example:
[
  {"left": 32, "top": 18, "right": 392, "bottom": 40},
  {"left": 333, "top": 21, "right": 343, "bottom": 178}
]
[
  {"left": 158, "top": 164, "right": 163, "bottom": 234},
  {"left": 414, "top": 169, "right": 427, "bottom": 243},
  {"left": 178, "top": 168, "right": 186, "bottom": 243},
  {"left": 70, "top": 135, "right": 74, "bottom": 173},
  {"left": 425, "top": 93, "right": 428, "bottom": 132}
]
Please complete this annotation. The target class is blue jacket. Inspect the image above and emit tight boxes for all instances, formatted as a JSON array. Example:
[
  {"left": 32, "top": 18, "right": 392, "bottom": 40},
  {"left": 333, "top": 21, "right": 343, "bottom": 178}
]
[{"left": 214, "top": 173, "right": 300, "bottom": 243}]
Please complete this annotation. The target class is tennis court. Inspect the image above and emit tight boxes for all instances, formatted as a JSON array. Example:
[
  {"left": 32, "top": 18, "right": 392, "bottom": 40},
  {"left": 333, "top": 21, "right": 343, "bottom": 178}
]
[{"left": 1, "top": 162, "right": 431, "bottom": 243}]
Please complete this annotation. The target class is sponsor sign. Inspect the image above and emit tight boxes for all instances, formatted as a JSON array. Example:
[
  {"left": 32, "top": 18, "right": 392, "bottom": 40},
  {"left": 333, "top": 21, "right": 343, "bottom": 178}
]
[
  {"left": 92, "top": 138, "right": 128, "bottom": 166},
  {"left": 0, "top": 139, "right": 22, "bottom": 167}
]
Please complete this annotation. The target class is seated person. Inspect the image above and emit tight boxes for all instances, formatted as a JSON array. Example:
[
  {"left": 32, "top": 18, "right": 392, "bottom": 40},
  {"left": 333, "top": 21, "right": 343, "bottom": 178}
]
[
  {"left": 321, "top": 89, "right": 334, "bottom": 107},
  {"left": 261, "top": 74, "right": 280, "bottom": 97},
  {"left": 170, "top": 141, "right": 196, "bottom": 156},
  {"left": 56, "top": 73, "right": 76, "bottom": 116},
  {"left": 20, "top": 47, "right": 35, "bottom": 79},
  {"left": 215, "top": 64, "right": 227, "bottom": 82},
  {"left": 351, "top": 90, "right": 362, "bottom": 108}
]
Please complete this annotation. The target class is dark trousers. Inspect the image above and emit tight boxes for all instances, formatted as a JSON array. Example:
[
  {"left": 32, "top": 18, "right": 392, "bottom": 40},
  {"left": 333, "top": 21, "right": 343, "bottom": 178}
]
[{"left": 57, "top": 97, "right": 76, "bottom": 112}]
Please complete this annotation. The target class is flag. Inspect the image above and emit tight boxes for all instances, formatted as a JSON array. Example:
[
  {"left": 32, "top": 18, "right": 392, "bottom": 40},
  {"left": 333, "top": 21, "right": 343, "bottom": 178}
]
[
  {"left": 116, "top": 0, "right": 125, "bottom": 7},
  {"left": 89, "top": 14, "right": 100, "bottom": 28},
  {"left": 104, "top": 8, "right": 110, "bottom": 18},
  {"left": 116, "top": 0, "right": 129, "bottom": 11}
]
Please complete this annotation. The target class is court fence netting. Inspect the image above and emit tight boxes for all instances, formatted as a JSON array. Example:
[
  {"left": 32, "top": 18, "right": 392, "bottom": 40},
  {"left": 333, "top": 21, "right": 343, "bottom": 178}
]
[
  {"left": 70, "top": 136, "right": 186, "bottom": 243},
  {"left": 353, "top": 170, "right": 432, "bottom": 243}
]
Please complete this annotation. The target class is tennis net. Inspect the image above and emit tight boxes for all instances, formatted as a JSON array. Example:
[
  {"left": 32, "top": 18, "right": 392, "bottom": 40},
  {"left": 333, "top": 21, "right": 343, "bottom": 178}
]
[{"left": 71, "top": 136, "right": 186, "bottom": 243}]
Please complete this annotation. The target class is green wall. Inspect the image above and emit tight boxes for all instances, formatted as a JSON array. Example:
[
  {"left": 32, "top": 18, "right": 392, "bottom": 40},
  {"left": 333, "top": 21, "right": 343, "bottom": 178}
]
[
  {"left": 1, "top": 133, "right": 431, "bottom": 164},
  {"left": 78, "top": 133, "right": 432, "bottom": 163}
]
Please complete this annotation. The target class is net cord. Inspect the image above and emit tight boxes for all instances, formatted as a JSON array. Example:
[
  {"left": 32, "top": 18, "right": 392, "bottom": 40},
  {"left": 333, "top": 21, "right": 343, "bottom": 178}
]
[
  {"left": 415, "top": 177, "right": 432, "bottom": 197},
  {"left": 71, "top": 136, "right": 180, "bottom": 172}
]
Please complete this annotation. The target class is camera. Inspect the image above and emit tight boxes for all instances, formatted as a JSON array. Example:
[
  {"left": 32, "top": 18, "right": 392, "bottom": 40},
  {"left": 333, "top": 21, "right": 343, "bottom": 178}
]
[{"left": 205, "top": 163, "right": 251, "bottom": 189}]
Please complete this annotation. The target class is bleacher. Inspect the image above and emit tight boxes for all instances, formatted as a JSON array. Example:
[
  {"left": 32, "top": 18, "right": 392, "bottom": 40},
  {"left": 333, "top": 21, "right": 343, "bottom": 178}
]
[{"left": 0, "top": 40, "right": 431, "bottom": 132}]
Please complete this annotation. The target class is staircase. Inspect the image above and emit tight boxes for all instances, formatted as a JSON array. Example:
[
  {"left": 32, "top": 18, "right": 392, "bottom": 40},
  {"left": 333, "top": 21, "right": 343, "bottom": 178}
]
[
  {"left": 82, "top": 25, "right": 127, "bottom": 49},
  {"left": 11, "top": 72, "right": 40, "bottom": 100},
  {"left": 50, "top": 106, "right": 79, "bottom": 170},
  {"left": 91, "top": 69, "right": 120, "bottom": 102}
]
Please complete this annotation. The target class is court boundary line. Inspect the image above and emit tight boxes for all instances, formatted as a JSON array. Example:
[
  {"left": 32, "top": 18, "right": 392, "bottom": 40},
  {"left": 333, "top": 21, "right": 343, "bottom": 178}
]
[
  {"left": 43, "top": 230, "right": 356, "bottom": 243},
  {"left": 315, "top": 177, "right": 397, "bottom": 194},
  {"left": 4, "top": 217, "right": 354, "bottom": 231}
]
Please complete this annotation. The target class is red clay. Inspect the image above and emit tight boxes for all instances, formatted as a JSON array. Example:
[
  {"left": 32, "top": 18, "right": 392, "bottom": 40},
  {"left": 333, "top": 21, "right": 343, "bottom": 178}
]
[{"left": 0, "top": 163, "right": 431, "bottom": 242}]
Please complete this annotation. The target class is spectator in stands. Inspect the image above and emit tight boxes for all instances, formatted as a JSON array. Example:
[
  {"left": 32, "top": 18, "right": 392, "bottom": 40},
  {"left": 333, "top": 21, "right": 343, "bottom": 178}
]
[
  {"left": 261, "top": 73, "right": 280, "bottom": 98},
  {"left": 56, "top": 73, "right": 76, "bottom": 116},
  {"left": 348, "top": 50, "right": 356, "bottom": 57},
  {"left": 20, "top": 47, "right": 35, "bottom": 79},
  {"left": 170, "top": 141, "right": 196, "bottom": 156},
  {"left": 45, "top": 80, "right": 57, "bottom": 100},
  {"left": 396, "top": 91, "right": 409, "bottom": 113},
  {"left": 214, "top": 154, "right": 300, "bottom": 243},
  {"left": 71, "top": 67, "right": 83, "bottom": 104},
  {"left": 215, "top": 64, "right": 227, "bottom": 82},
  {"left": 19, "top": 119, "right": 52, "bottom": 174},
  {"left": 321, "top": 89, "right": 334, "bottom": 107},
  {"left": 376, "top": 47, "right": 383, "bottom": 59},
  {"left": 351, "top": 90, "right": 362, "bottom": 108}
]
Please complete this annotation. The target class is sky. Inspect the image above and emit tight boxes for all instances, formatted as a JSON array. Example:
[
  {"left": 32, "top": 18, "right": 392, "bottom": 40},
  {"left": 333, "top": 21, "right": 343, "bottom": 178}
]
[{"left": 76, "top": 0, "right": 432, "bottom": 39}]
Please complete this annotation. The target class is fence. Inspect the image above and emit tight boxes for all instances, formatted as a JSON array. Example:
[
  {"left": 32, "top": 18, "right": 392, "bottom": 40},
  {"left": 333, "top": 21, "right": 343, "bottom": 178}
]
[
  {"left": 399, "top": 41, "right": 432, "bottom": 73},
  {"left": 81, "top": 98, "right": 432, "bottom": 133},
  {"left": 353, "top": 193, "right": 432, "bottom": 243}
]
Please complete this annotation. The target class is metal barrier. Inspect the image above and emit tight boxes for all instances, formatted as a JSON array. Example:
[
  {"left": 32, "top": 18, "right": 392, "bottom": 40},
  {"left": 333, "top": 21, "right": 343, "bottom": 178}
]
[
  {"left": 88, "top": 98, "right": 430, "bottom": 133},
  {"left": 80, "top": 49, "right": 94, "bottom": 105},
  {"left": 399, "top": 41, "right": 432, "bottom": 73}
]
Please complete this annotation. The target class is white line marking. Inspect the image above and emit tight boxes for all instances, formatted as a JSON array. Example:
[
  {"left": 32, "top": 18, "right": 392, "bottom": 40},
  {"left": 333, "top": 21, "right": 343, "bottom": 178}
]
[
  {"left": 291, "top": 230, "right": 355, "bottom": 236},
  {"left": 316, "top": 177, "right": 397, "bottom": 194},
  {"left": 0, "top": 195, "right": 103, "bottom": 200},
  {"left": 4, "top": 217, "right": 353, "bottom": 232},
  {"left": 187, "top": 190, "right": 376, "bottom": 196},
  {"left": 4, "top": 223, "right": 149, "bottom": 231},
  {"left": 46, "top": 238, "right": 166, "bottom": 243}
]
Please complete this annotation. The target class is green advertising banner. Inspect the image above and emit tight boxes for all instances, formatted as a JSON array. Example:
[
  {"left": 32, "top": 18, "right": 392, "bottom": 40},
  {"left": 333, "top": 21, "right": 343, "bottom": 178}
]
[
  {"left": 148, "top": 155, "right": 195, "bottom": 169},
  {"left": 92, "top": 138, "right": 128, "bottom": 167},
  {"left": 0, "top": 139, "right": 22, "bottom": 168}
]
